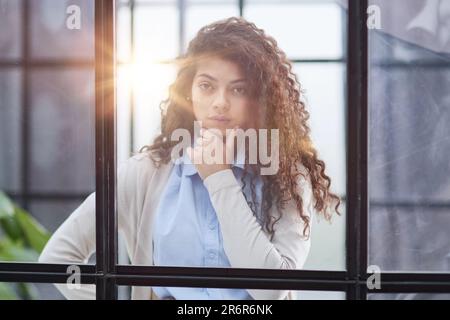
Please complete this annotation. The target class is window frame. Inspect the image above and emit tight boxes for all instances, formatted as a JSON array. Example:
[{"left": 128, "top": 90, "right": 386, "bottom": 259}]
[{"left": 1, "top": 0, "right": 450, "bottom": 300}]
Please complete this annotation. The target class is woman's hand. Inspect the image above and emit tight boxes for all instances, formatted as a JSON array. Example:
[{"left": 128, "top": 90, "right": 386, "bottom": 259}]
[{"left": 186, "top": 126, "right": 239, "bottom": 180}]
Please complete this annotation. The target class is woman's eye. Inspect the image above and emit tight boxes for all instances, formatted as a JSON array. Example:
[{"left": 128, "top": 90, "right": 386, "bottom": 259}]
[
  {"left": 199, "top": 83, "right": 212, "bottom": 91},
  {"left": 233, "top": 87, "right": 247, "bottom": 96}
]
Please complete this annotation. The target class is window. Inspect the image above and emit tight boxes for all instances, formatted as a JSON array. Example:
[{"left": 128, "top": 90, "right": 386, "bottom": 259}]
[{"left": 1, "top": 0, "right": 449, "bottom": 300}]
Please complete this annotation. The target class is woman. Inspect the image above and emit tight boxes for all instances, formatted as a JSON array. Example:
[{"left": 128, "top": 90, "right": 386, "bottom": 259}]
[{"left": 39, "top": 17, "right": 340, "bottom": 300}]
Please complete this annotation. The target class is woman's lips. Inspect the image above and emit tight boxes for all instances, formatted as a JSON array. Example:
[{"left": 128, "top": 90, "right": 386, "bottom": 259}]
[{"left": 208, "top": 116, "right": 231, "bottom": 122}]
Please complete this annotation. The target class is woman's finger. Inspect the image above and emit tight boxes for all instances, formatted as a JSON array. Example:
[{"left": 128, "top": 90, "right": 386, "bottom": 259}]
[
  {"left": 224, "top": 127, "right": 238, "bottom": 164},
  {"left": 226, "top": 126, "right": 238, "bottom": 151}
]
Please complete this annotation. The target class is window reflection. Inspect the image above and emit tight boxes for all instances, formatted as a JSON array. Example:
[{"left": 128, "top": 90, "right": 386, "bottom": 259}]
[
  {"left": 0, "top": 0, "right": 96, "bottom": 265},
  {"left": 29, "top": 0, "right": 94, "bottom": 60},
  {"left": 369, "top": 0, "right": 450, "bottom": 272},
  {"left": 0, "top": 0, "right": 22, "bottom": 59}
]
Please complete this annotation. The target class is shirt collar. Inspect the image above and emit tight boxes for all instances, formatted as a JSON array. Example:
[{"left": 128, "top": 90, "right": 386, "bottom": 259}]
[{"left": 181, "top": 139, "right": 246, "bottom": 177}]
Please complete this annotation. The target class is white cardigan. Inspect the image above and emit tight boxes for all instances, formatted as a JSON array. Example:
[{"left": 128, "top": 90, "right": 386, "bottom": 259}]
[{"left": 38, "top": 152, "right": 314, "bottom": 300}]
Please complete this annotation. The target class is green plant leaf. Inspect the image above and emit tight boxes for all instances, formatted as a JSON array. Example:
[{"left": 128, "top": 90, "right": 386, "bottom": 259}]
[
  {"left": 17, "top": 283, "right": 40, "bottom": 300},
  {"left": 0, "top": 282, "right": 18, "bottom": 300},
  {"left": 0, "top": 215, "right": 24, "bottom": 241},
  {"left": 0, "top": 238, "right": 39, "bottom": 262},
  {"left": 14, "top": 206, "right": 51, "bottom": 253},
  {"left": 0, "top": 191, "right": 15, "bottom": 218},
  {"left": 0, "top": 191, "right": 26, "bottom": 240}
]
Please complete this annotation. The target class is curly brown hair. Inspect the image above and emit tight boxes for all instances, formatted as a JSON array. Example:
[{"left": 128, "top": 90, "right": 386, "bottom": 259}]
[{"left": 139, "top": 17, "right": 341, "bottom": 240}]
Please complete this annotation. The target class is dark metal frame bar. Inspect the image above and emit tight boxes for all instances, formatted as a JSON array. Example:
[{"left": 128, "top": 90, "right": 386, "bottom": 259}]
[
  {"left": 20, "top": 0, "right": 30, "bottom": 213},
  {"left": 346, "top": 0, "right": 368, "bottom": 300},
  {"left": 94, "top": 0, "right": 117, "bottom": 300}
]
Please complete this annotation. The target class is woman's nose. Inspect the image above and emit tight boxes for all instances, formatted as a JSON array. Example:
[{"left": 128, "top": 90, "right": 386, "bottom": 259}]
[{"left": 212, "top": 90, "right": 230, "bottom": 112}]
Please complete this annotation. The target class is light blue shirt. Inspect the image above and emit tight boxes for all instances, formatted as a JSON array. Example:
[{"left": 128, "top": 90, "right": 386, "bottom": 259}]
[{"left": 152, "top": 144, "right": 262, "bottom": 300}]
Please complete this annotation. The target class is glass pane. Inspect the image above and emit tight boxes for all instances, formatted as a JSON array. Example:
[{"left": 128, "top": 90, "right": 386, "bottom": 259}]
[
  {"left": 117, "top": 5, "right": 132, "bottom": 63},
  {"left": 368, "top": 0, "right": 450, "bottom": 57},
  {"left": 293, "top": 63, "right": 346, "bottom": 271},
  {"left": 244, "top": 2, "right": 344, "bottom": 59},
  {"left": 116, "top": 3, "right": 345, "bottom": 272},
  {"left": 136, "top": 0, "right": 176, "bottom": 3},
  {"left": 0, "top": 282, "right": 65, "bottom": 300},
  {"left": 29, "top": 69, "right": 95, "bottom": 194},
  {"left": 29, "top": 199, "right": 88, "bottom": 234},
  {"left": 369, "top": 69, "right": 450, "bottom": 203},
  {"left": 29, "top": 0, "right": 94, "bottom": 60},
  {"left": 0, "top": 70, "right": 22, "bottom": 192},
  {"left": 369, "top": 0, "right": 450, "bottom": 272},
  {"left": 293, "top": 63, "right": 346, "bottom": 196},
  {"left": 1, "top": 70, "right": 96, "bottom": 264},
  {"left": 368, "top": 293, "right": 450, "bottom": 300},
  {"left": 184, "top": 5, "right": 239, "bottom": 53},
  {"left": 188, "top": 0, "right": 236, "bottom": 3},
  {"left": 116, "top": 65, "right": 132, "bottom": 163},
  {"left": 118, "top": 285, "right": 345, "bottom": 300},
  {"left": 117, "top": 62, "right": 177, "bottom": 153},
  {"left": 0, "top": 1, "right": 97, "bottom": 265},
  {"left": 370, "top": 206, "right": 450, "bottom": 271},
  {"left": 132, "top": 63, "right": 178, "bottom": 150},
  {"left": 304, "top": 202, "right": 346, "bottom": 271},
  {"left": 134, "top": 5, "right": 179, "bottom": 62},
  {"left": 247, "top": 0, "right": 342, "bottom": 2},
  {"left": 0, "top": 0, "right": 22, "bottom": 59}
]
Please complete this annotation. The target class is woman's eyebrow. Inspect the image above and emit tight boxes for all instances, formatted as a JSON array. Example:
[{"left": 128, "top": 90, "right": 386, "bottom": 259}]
[{"left": 196, "top": 73, "right": 247, "bottom": 83}]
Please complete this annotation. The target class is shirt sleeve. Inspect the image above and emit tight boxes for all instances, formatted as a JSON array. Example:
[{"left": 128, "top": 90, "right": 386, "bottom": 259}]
[
  {"left": 203, "top": 168, "right": 313, "bottom": 300},
  {"left": 38, "top": 190, "right": 97, "bottom": 299},
  {"left": 38, "top": 156, "right": 140, "bottom": 299}
]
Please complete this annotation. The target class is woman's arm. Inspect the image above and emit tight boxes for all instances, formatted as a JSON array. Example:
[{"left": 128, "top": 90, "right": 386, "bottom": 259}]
[
  {"left": 203, "top": 167, "right": 313, "bottom": 300},
  {"left": 38, "top": 156, "right": 141, "bottom": 299},
  {"left": 38, "top": 192, "right": 97, "bottom": 299}
]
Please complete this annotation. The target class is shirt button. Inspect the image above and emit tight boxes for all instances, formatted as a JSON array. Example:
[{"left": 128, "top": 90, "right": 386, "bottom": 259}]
[
  {"left": 208, "top": 222, "right": 215, "bottom": 230},
  {"left": 209, "top": 252, "right": 216, "bottom": 259}
]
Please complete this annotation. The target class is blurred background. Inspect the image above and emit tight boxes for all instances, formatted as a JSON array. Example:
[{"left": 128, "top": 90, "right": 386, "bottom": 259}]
[{"left": 0, "top": 0, "right": 449, "bottom": 299}]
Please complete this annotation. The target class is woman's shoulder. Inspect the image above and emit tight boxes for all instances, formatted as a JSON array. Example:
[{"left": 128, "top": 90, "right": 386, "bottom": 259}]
[
  {"left": 118, "top": 151, "right": 174, "bottom": 187},
  {"left": 120, "top": 150, "right": 164, "bottom": 172}
]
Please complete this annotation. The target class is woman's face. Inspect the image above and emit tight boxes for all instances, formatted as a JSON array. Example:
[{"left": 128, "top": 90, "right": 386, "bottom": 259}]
[{"left": 191, "top": 57, "right": 255, "bottom": 136}]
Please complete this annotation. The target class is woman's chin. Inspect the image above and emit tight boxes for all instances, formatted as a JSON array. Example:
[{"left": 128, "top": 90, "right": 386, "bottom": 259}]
[{"left": 203, "top": 123, "right": 234, "bottom": 135}]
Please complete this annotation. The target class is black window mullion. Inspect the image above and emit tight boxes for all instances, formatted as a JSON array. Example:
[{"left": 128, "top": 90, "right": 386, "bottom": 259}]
[
  {"left": 114, "top": 274, "right": 349, "bottom": 292},
  {"left": 95, "top": 0, "right": 118, "bottom": 300},
  {"left": 346, "top": 0, "right": 368, "bottom": 300},
  {"left": 358, "top": 0, "right": 369, "bottom": 301},
  {"left": 21, "top": 0, "right": 30, "bottom": 213}
]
